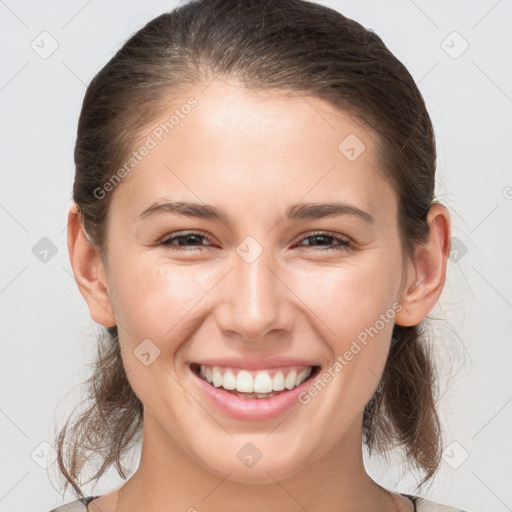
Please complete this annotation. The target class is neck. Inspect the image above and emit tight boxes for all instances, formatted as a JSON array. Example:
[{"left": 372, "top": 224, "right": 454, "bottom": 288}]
[{"left": 112, "top": 410, "right": 398, "bottom": 512}]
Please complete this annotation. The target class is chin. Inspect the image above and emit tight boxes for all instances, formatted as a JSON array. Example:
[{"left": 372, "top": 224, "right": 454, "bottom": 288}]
[{"left": 192, "top": 440, "right": 312, "bottom": 485}]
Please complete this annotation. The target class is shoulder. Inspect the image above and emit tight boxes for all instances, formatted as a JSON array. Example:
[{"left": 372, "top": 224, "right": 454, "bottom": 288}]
[
  {"left": 49, "top": 494, "right": 469, "bottom": 512},
  {"left": 48, "top": 496, "right": 97, "bottom": 512},
  {"left": 404, "top": 493, "right": 469, "bottom": 512}
]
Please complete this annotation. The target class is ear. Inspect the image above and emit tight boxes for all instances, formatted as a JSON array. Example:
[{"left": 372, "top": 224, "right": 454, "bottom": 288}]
[
  {"left": 67, "top": 203, "right": 116, "bottom": 327},
  {"left": 394, "top": 203, "right": 451, "bottom": 327}
]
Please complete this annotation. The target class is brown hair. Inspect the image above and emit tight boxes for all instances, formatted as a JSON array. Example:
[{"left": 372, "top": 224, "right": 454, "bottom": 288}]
[{"left": 56, "top": 0, "right": 444, "bottom": 497}]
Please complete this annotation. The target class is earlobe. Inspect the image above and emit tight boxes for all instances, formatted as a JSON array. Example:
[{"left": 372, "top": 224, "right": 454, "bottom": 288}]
[
  {"left": 395, "top": 203, "right": 451, "bottom": 327},
  {"left": 67, "top": 203, "right": 116, "bottom": 327}
]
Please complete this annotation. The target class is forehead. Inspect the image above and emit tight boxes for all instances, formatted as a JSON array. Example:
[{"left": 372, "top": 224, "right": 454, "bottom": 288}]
[{"left": 110, "top": 80, "right": 395, "bottom": 226}]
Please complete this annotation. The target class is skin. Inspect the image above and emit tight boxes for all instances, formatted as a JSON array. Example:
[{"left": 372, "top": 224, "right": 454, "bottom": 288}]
[{"left": 68, "top": 80, "right": 451, "bottom": 512}]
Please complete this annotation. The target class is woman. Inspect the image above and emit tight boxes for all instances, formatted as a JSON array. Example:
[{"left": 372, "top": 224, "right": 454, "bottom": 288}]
[{"left": 50, "top": 0, "right": 467, "bottom": 510}]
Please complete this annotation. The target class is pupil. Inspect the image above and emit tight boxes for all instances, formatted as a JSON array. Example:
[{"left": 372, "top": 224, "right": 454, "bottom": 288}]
[
  {"left": 182, "top": 235, "right": 200, "bottom": 246},
  {"left": 312, "top": 235, "right": 331, "bottom": 246}
]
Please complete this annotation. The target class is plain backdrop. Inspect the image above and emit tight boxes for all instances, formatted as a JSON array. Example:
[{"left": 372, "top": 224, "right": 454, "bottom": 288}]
[{"left": 1, "top": 1, "right": 511, "bottom": 511}]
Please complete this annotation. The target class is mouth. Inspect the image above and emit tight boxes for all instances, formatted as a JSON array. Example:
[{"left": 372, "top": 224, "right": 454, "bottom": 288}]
[{"left": 190, "top": 362, "right": 321, "bottom": 400}]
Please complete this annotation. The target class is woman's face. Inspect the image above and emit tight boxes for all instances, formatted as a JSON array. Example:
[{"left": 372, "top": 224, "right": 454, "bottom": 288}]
[{"left": 101, "top": 80, "right": 408, "bottom": 483}]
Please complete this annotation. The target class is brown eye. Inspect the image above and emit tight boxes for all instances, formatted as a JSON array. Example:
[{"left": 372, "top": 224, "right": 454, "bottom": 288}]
[
  {"left": 161, "top": 231, "right": 213, "bottom": 250},
  {"left": 297, "top": 231, "right": 353, "bottom": 251}
]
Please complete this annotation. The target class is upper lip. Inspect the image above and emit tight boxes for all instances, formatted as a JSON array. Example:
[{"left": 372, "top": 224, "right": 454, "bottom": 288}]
[{"left": 191, "top": 356, "right": 320, "bottom": 370}]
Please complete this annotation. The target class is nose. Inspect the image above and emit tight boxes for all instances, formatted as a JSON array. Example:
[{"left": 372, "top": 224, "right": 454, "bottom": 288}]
[{"left": 215, "top": 248, "right": 296, "bottom": 343}]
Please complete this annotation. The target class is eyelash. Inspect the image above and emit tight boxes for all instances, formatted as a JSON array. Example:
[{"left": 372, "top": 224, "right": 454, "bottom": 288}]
[{"left": 160, "top": 230, "right": 353, "bottom": 252}]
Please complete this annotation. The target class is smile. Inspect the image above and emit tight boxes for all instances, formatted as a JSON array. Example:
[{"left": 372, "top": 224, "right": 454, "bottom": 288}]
[
  {"left": 191, "top": 363, "right": 317, "bottom": 398},
  {"left": 189, "top": 361, "right": 320, "bottom": 421}
]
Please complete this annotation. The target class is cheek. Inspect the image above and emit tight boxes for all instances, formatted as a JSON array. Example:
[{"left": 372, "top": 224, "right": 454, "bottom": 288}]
[
  {"left": 289, "top": 256, "right": 399, "bottom": 339},
  {"left": 112, "top": 260, "right": 210, "bottom": 407},
  {"left": 288, "top": 259, "right": 397, "bottom": 395},
  {"left": 110, "top": 257, "right": 213, "bottom": 344},
  {"left": 291, "top": 266, "right": 396, "bottom": 426},
  {"left": 110, "top": 245, "right": 401, "bottom": 354}
]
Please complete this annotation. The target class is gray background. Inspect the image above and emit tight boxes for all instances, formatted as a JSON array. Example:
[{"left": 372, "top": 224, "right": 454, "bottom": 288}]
[{"left": 1, "top": 1, "right": 511, "bottom": 511}]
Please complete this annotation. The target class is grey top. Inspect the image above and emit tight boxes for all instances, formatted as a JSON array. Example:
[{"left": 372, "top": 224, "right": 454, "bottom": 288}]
[{"left": 48, "top": 493, "right": 468, "bottom": 511}]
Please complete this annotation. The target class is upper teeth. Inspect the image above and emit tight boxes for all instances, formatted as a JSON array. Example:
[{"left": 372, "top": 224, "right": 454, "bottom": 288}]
[{"left": 199, "top": 365, "right": 313, "bottom": 393}]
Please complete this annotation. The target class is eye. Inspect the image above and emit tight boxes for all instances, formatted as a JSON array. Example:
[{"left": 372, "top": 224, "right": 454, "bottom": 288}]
[
  {"left": 160, "top": 230, "right": 353, "bottom": 252},
  {"left": 161, "top": 231, "right": 214, "bottom": 250},
  {"left": 295, "top": 231, "right": 353, "bottom": 252}
]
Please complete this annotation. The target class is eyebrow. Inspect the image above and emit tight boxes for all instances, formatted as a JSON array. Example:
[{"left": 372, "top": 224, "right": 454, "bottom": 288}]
[{"left": 139, "top": 200, "right": 374, "bottom": 225}]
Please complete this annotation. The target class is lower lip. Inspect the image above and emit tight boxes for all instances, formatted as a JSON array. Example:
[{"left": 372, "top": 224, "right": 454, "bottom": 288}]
[{"left": 190, "top": 366, "right": 318, "bottom": 421}]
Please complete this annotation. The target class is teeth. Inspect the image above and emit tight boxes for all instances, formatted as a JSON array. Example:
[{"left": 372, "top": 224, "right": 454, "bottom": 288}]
[
  {"left": 237, "top": 392, "right": 277, "bottom": 399},
  {"left": 284, "top": 371, "right": 297, "bottom": 390},
  {"left": 212, "top": 368, "right": 223, "bottom": 387},
  {"left": 253, "top": 372, "right": 273, "bottom": 393},
  {"left": 222, "top": 370, "right": 236, "bottom": 390},
  {"left": 198, "top": 365, "right": 313, "bottom": 395},
  {"left": 236, "top": 370, "right": 254, "bottom": 393},
  {"left": 272, "top": 372, "right": 285, "bottom": 391},
  {"left": 296, "top": 369, "right": 309, "bottom": 387}
]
